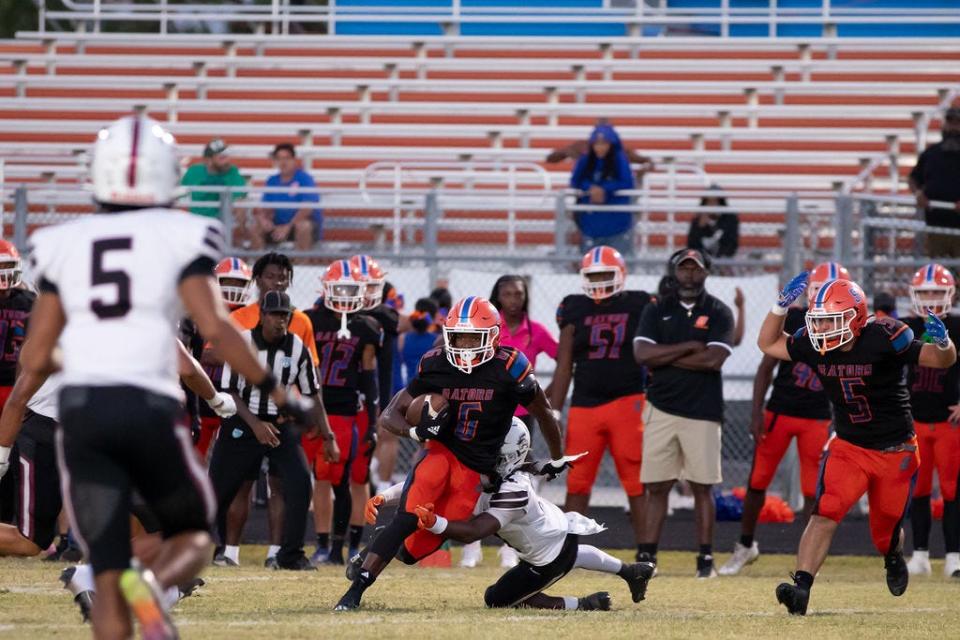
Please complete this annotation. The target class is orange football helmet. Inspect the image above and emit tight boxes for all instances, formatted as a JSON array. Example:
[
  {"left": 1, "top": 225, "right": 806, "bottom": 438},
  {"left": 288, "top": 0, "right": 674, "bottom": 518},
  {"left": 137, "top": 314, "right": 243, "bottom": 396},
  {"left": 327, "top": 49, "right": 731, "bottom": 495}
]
[
  {"left": 805, "top": 278, "right": 869, "bottom": 354},
  {"left": 807, "top": 261, "right": 850, "bottom": 303},
  {"left": 0, "top": 240, "right": 22, "bottom": 290},
  {"left": 910, "top": 263, "right": 955, "bottom": 318},
  {"left": 443, "top": 296, "right": 501, "bottom": 374},
  {"left": 350, "top": 254, "right": 386, "bottom": 310},
  {"left": 580, "top": 245, "right": 626, "bottom": 301},
  {"left": 214, "top": 257, "right": 252, "bottom": 307},
  {"left": 321, "top": 259, "right": 366, "bottom": 314}
]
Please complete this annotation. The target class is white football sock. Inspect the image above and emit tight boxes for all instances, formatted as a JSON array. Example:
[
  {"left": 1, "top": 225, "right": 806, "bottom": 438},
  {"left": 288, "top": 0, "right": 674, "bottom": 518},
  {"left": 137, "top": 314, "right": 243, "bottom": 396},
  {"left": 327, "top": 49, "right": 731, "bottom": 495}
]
[
  {"left": 267, "top": 545, "right": 281, "bottom": 559},
  {"left": 574, "top": 544, "right": 624, "bottom": 574},
  {"left": 562, "top": 596, "right": 579, "bottom": 610},
  {"left": 66, "top": 563, "right": 95, "bottom": 596},
  {"left": 224, "top": 545, "right": 240, "bottom": 564},
  {"left": 162, "top": 585, "right": 180, "bottom": 611}
]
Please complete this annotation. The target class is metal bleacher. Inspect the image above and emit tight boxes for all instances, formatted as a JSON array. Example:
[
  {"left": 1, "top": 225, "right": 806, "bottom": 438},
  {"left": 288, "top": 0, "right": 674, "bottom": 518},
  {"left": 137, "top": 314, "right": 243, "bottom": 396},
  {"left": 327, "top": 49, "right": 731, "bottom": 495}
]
[{"left": 1, "top": 2, "right": 958, "bottom": 256}]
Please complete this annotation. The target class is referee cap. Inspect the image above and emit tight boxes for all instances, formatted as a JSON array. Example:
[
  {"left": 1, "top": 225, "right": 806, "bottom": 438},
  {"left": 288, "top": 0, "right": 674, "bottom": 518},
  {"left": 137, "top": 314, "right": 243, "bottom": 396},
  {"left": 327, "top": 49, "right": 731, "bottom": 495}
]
[{"left": 261, "top": 290, "right": 292, "bottom": 314}]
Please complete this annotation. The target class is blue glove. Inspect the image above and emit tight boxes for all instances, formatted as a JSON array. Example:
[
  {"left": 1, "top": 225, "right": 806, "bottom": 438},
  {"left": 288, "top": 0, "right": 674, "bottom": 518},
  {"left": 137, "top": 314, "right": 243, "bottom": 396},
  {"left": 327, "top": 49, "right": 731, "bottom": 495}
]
[
  {"left": 777, "top": 272, "right": 809, "bottom": 308},
  {"left": 925, "top": 310, "right": 950, "bottom": 348}
]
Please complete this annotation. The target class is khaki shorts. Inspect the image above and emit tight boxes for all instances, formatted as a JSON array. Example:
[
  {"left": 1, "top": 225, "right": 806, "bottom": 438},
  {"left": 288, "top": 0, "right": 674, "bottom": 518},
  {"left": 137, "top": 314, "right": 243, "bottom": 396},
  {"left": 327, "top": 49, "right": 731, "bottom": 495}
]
[{"left": 640, "top": 402, "right": 722, "bottom": 485}]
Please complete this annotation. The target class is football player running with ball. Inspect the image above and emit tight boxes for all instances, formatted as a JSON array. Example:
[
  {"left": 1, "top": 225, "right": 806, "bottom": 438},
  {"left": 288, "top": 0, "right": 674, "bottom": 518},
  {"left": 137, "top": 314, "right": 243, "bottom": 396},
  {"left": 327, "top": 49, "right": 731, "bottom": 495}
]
[
  {"left": 399, "top": 418, "right": 654, "bottom": 611},
  {"left": 335, "top": 296, "right": 566, "bottom": 611},
  {"left": 758, "top": 272, "right": 956, "bottom": 615}
]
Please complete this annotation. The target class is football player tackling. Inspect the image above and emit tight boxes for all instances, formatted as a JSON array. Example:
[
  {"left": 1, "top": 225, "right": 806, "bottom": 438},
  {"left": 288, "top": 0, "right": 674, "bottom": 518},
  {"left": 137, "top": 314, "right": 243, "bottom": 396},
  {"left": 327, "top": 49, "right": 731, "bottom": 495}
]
[{"left": 758, "top": 273, "right": 956, "bottom": 615}]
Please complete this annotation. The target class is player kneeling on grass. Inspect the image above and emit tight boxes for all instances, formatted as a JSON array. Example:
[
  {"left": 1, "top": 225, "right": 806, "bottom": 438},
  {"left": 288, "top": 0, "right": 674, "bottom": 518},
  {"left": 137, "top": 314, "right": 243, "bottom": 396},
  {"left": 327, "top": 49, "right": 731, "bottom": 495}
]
[
  {"left": 759, "top": 273, "right": 956, "bottom": 616},
  {"left": 371, "top": 418, "right": 654, "bottom": 611}
]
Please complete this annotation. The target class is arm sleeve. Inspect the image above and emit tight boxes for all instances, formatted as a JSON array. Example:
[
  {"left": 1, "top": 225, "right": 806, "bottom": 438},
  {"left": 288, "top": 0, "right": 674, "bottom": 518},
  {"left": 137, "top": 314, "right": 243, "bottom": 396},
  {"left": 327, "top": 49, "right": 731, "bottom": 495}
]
[
  {"left": 634, "top": 302, "right": 661, "bottom": 344},
  {"left": 706, "top": 303, "right": 735, "bottom": 352}
]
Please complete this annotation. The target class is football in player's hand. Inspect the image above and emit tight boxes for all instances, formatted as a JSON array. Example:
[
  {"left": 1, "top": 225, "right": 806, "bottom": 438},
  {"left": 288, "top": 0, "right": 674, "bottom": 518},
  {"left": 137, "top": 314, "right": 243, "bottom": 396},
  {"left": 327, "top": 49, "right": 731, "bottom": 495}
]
[{"left": 405, "top": 393, "right": 449, "bottom": 427}]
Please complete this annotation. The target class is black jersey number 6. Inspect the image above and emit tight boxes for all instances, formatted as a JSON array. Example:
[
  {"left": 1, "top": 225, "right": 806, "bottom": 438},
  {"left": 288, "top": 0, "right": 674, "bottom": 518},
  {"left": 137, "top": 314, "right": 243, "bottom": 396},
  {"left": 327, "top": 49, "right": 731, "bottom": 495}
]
[{"left": 91, "top": 237, "right": 132, "bottom": 319}]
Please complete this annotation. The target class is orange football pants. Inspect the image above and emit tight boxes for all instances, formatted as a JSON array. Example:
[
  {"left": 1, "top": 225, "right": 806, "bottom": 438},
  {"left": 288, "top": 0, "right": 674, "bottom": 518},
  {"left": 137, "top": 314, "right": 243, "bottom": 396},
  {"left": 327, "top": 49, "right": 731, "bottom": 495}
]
[
  {"left": 814, "top": 436, "right": 919, "bottom": 555},
  {"left": 913, "top": 421, "right": 960, "bottom": 501},
  {"left": 748, "top": 411, "right": 831, "bottom": 498},
  {"left": 401, "top": 441, "right": 481, "bottom": 561},
  {"left": 310, "top": 414, "right": 357, "bottom": 484},
  {"left": 566, "top": 394, "right": 644, "bottom": 497}
]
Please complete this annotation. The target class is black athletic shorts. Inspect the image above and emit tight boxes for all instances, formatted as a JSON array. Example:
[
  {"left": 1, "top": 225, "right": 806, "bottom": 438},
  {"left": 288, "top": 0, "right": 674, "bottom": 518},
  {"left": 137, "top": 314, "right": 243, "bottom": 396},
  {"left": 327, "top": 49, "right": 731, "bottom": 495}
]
[
  {"left": 15, "top": 411, "right": 61, "bottom": 550},
  {"left": 484, "top": 534, "right": 580, "bottom": 608},
  {"left": 57, "top": 385, "right": 215, "bottom": 574}
]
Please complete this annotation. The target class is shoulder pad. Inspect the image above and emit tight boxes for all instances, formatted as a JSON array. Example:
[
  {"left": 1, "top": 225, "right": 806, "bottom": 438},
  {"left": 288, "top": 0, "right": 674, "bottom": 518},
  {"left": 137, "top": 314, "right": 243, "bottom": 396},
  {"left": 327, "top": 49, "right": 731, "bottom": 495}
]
[{"left": 496, "top": 347, "right": 533, "bottom": 381}]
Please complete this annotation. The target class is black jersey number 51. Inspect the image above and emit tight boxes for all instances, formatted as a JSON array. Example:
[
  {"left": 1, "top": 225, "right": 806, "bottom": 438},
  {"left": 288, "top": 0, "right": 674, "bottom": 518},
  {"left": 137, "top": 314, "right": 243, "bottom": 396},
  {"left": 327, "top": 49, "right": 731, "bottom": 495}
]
[{"left": 90, "top": 237, "right": 132, "bottom": 319}]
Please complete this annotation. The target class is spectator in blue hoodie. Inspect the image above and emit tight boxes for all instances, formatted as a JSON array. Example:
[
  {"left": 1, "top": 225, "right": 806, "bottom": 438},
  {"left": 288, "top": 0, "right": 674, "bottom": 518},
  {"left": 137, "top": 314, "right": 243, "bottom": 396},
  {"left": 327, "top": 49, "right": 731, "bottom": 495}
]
[{"left": 569, "top": 124, "right": 637, "bottom": 256}]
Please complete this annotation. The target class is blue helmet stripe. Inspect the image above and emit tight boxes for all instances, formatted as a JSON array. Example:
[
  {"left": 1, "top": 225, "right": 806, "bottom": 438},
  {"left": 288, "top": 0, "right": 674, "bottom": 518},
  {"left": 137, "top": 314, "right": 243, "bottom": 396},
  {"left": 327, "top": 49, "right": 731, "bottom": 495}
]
[
  {"left": 815, "top": 279, "right": 836, "bottom": 307},
  {"left": 341, "top": 260, "right": 350, "bottom": 279},
  {"left": 926, "top": 263, "right": 935, "bottom": 282},
  {"left": 592, "top": 247, "right": 601, "bottom": 264},
  {"left": 829, "top": 263, "right": 836, "bottom": 279},
  {"left": 232, "top": 257, "right": 238, "bottom": 270},
  {"left": 360, "top": 255, "right": 368, "bottom": 275},
  {"left": 460, "top": 296, "right": 475, "bottom": 322}
]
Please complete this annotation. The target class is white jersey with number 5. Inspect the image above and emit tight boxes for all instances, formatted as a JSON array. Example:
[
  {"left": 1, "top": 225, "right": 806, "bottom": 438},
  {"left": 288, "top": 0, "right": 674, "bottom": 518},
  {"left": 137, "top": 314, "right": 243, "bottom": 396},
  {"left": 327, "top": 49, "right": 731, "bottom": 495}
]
[{"left": 28, "top": 209, "right": 224, "bottom": 400}]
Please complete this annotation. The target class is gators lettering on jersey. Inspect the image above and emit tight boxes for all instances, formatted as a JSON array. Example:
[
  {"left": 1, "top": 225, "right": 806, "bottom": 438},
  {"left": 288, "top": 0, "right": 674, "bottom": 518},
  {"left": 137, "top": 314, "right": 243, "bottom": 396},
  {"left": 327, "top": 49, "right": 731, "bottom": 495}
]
[
  {"left": 556, "top": 290, "right": 650, "bottom": 407},
  {"left": 305, "top": 305, "right": 383, "bottom": 416},
  {"left": 766, "top": 307, "right": 832, "bottom": 420},
  {"left": 28, "top": 209, "right": 223, "bottom": 401},
  {"left": 905, "top": 314, "right": 960, "bottom": 423},
  {"left": 406, "top": 346, "right": 537, "bottom": 475},
  {"left": 0, "top": 289, "right": 35, "bottom": 386},
  {"left": 786, "top": 317, "right": 922, "bottom": 450}
]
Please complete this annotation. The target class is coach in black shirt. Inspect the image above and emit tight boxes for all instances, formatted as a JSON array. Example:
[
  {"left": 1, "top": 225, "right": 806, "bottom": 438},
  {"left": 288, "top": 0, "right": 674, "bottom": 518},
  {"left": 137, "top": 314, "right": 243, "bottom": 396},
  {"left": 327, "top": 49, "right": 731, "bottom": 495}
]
[
  {"left": 633, "top": 248, "right": 734, "bottom": 578},
  {"left": 210, "top": 291, "right": 337, "bottom": 570},
  {"left": 910, "top": 107, "right": 960, "bottom": 258}
]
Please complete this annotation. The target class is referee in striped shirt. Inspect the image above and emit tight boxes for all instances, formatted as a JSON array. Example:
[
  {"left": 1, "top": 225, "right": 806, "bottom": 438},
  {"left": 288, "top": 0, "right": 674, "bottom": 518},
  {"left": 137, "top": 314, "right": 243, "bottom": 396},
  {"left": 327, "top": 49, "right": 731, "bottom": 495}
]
[{"left": 209, "top": 291, "right": 338, "bottom": 570}]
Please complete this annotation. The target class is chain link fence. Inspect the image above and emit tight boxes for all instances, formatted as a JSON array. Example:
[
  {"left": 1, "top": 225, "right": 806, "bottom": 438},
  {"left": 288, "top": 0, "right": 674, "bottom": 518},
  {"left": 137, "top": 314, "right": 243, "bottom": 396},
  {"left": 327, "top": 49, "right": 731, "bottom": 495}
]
[{"left": 5, "top": 180, "right": 954, "bottom": 508}]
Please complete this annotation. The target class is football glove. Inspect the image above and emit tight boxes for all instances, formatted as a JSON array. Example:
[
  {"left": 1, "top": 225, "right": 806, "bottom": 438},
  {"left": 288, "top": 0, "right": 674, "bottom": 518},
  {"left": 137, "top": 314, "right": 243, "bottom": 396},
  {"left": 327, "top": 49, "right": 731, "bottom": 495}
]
[
  {"left": 410, "top": 403, "right": 450, "bottom": 442},
  {"left": 532, "top": 452, "right": 588, "bottom": 481},
  {"left": 205, "top": 392, "right": 237, "bottom": 418},
  {"left": 925, "top": 310, "right": 951, "bottom": 348},
  {"left": 777, "top": 271, "right": 809, "bottom": 309},
  {"left": 365, "top": 494, "right": 385, "bottom": 525}
]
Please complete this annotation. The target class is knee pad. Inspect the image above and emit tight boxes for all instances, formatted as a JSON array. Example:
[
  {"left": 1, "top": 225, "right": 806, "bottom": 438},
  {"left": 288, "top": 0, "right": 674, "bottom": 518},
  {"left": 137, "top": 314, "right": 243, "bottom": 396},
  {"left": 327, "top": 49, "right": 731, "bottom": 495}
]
[{"left": 484, "top": 585, "right": 504, "bottom": 608}]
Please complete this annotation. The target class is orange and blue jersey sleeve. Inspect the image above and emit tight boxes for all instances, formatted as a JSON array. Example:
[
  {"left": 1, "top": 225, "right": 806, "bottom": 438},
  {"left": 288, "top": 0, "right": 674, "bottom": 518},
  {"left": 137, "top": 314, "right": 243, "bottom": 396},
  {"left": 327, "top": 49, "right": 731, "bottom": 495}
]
[
  {"left": 873, "top": 317, "right": 922, "bottom": 364},
  {"left": 785, "top": 326, "right": 814, "bottom": 363},
  {"left": 504, "top": 348, "right": 533, "bottom": 382}
]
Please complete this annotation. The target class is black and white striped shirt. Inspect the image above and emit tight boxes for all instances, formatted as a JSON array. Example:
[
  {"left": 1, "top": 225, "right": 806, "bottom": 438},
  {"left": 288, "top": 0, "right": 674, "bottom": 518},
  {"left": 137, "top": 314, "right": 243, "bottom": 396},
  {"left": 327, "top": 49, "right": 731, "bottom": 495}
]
[{"left": 221, "top": 327, "right": 319, "bottom": 419}]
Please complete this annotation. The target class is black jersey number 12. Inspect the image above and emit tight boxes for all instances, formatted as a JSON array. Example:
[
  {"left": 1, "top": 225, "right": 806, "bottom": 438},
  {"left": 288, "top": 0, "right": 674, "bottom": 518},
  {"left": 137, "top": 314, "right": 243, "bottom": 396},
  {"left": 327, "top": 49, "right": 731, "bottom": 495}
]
[{"left": 91, "top": 237, "right": 132, "bottom": 319}]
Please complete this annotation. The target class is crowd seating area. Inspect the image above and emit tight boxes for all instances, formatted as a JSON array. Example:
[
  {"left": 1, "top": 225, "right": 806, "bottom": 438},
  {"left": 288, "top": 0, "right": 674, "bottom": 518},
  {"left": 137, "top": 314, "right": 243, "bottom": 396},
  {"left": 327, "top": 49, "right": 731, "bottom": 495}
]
[{"left": 0, "top": 32, "right": 957, "bottom": 255}]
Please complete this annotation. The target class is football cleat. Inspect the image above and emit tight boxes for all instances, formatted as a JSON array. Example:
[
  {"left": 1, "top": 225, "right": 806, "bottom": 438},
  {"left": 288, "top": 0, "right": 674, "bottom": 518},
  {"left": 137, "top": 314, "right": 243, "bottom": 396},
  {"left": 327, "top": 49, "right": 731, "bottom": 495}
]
[
  {"left": 696, "top": 554, "right": 718, "bottom": 579},
  {"left": 120, "top": 566, "right": 179, "bottom": 640},
  {"left": 177, "top": 578, "right": 205, "bottom": 600},
  {"left": 944, "top": 552, "right": 960, "bottom": 578},
  {"left": 212, "top": 553, "right": 239, "bottom": 568},
  {"left": 278, "top": 555, "right": 317, "bottom": 572},
  {"left": 775, "top": 581, "right": 809, "bottom": 616},
  {"left": 621, "top": 562, "right": 655, "bottom": 603},
  {"left": 577, "top": 591, "right": 612, "bottom": 611},
  {"left": 459, "top": 541, "right": 483, "bottom": 568},
  {"left": 264, "top": 556, "right": 279, "bottom": 570},
  {"left": 635, "top": 551, "right": 658, "bottom": 578},
  {"left": 346, "top": 548, "right": 368, "bottom": 582},
  {"left": 906, "top": 550, "right": 931, "bottom": 576},
  {"left": 718, "top": 541, "right": 760, "bottom": 576},
  {"left": 59, "top": 566, "right": 94, "bottom": 623},
  {"left": 310, "top": 547, "right": 330, "bottom": 567},
  {"left": 885, "top": 551, "right": 909, "bottom": 596},
  {"left": 334, "top": 584, "right": 365, "bottom": 611}
]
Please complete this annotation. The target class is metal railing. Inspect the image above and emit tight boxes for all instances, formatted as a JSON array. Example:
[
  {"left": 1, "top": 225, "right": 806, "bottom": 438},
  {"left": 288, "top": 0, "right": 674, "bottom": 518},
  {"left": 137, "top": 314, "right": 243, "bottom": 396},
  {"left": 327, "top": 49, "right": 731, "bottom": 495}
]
[{"left": 34, "top": 1, "right": 960, "bottom": 36}]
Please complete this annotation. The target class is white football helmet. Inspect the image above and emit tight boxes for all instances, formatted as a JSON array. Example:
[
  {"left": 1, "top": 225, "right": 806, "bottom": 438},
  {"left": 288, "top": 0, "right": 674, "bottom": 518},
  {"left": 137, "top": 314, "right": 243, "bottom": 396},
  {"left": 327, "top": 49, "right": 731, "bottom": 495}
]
[
  {"left": 91, "top": 114, "right": 180, "bottom": 207},
  {"left": 495, "top": 417, "right": 531, "bottom": 478}
]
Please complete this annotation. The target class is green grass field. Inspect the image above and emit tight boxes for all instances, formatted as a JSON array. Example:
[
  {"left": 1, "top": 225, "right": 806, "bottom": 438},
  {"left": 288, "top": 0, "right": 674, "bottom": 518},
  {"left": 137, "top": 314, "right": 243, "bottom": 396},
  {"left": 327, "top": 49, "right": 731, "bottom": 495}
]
[{"left": 1, "top": 546, "right": 958, "bottom": 639}]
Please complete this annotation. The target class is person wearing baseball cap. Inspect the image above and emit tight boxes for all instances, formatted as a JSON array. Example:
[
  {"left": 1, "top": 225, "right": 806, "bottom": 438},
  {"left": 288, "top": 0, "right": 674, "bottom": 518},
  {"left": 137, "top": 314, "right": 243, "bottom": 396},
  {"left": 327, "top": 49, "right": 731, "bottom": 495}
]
[
  {"left": 181, "top": 137, "right": 247, "bottom": 219},
  {"left": 208, "top": 288, "right": 337, "bottom": 571},
  {"left": 633, "top": 247, "right": 735, "bottom": 578},
  {"left": 910, "top": 107, "right": 960, "bottom": 258}
]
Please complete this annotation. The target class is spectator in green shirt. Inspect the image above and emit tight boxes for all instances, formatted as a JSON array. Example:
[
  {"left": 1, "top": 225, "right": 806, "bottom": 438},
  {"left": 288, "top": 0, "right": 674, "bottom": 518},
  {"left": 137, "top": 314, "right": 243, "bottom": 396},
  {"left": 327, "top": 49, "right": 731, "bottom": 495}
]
[{"left": 180, "top": 138, "right": 247, "bottom": 219}]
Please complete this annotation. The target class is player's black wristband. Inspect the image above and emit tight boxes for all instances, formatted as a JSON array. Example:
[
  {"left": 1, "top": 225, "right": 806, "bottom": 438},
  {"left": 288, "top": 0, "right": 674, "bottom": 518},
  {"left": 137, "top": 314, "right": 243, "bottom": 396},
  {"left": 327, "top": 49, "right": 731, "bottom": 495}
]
[{"left": 256, "top": 372, "right": 278, "bottom": 395}]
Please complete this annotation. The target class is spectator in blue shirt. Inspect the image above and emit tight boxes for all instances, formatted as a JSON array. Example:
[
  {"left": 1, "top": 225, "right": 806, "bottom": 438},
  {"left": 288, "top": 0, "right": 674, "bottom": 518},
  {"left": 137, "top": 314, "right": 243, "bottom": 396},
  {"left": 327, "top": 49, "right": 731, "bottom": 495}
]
[
  {"left": 569, "top": 123, "right": 636, "bottom": 256},
  {"left": 252, "top": 143, "right": 321, "bottom": 250}
]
